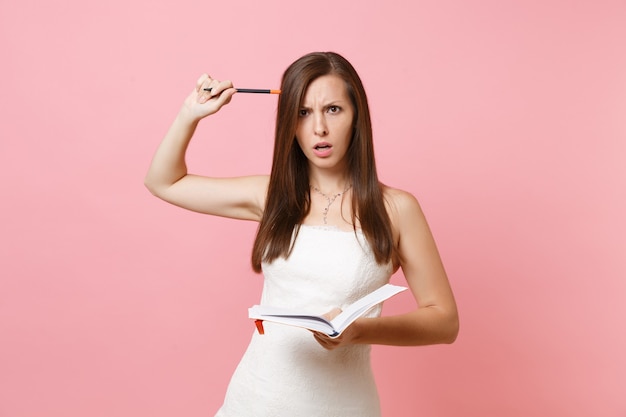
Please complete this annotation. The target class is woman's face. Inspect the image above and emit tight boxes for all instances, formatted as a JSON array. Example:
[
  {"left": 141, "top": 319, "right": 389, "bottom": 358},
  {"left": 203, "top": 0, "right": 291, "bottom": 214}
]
[{"left": 295, "top": 74, "right": 354, "bottom": 172}]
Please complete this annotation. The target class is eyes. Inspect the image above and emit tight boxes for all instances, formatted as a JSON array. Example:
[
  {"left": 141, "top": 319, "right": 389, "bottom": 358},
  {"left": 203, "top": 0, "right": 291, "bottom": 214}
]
[{"left": 298, "top": 105, "right": 342, "bottom": 117}]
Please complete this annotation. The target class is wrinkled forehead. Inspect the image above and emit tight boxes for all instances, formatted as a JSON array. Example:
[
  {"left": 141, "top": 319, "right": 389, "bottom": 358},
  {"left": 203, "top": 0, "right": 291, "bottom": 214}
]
[{"left": 300, "top": 74, "right": 351, "bottom": 106}]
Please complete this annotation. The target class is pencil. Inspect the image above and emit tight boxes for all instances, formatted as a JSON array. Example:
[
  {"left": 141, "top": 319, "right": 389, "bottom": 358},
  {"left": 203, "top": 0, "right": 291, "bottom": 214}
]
[{"left": 203, "top": 88, "right": 281, "bottom": 94}]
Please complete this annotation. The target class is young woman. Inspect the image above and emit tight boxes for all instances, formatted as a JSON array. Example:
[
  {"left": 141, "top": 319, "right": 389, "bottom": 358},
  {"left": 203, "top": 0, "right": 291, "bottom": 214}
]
[{"left": 145, "top": 51, "right": 458, "bottom": 417}]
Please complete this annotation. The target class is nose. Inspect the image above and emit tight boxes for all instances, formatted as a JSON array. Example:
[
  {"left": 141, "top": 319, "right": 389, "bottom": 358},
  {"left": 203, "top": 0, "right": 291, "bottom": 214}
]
[{"left": 313, "top": 114, "right": 328, "bottom": 136}]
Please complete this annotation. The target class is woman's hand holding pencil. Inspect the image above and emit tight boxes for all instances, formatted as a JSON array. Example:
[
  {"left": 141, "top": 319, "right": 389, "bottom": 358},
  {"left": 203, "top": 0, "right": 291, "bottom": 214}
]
[
  {"left": 195, "top": 74, "right": 236, "bottom": 106},
  {"left": 180, "top": 73, "right": 279, "bottom": 123},
  {"left": 203, "top": 87, "right": 281, "bottom": 94},
  {"left": 176, "top": 74, "right": 236, "bottom": 123}
]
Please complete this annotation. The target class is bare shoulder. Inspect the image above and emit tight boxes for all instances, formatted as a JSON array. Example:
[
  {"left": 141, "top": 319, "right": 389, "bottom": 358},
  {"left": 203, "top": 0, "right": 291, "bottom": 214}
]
[
  {"left": 382, "top": 185, "right": 429, "bottom": 241},
  {"left": 382, "top": 185, "right": 424, "bottom": 221}
]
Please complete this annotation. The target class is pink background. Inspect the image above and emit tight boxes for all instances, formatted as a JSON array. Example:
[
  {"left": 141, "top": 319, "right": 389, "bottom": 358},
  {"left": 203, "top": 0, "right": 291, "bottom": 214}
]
[{"left": 1, "top": 1, "right": 625, "bottom": 416}]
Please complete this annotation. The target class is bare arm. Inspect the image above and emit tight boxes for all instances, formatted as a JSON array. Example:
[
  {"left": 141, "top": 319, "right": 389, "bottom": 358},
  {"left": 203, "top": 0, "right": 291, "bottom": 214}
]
[
  {"left": 144, "top": 74, "right": 268, "bottom": 221},
  {"left": 314, "top": 189, "right": 459, "bottom": 349}
]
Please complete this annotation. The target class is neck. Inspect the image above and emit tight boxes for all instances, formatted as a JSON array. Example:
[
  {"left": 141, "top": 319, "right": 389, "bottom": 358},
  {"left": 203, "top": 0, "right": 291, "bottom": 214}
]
[
  {"left": 307, "top": 162, "right": 351, "bottom": 192},
  {"left": 308, "top": 174, "right": 350, "bottom": 195},
  {"left": 311, "top": 182, "right": 351, "bottom": 196}
]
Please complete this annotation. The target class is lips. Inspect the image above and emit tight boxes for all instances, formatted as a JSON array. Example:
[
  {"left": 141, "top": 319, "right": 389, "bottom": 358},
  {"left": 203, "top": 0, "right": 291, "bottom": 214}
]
[{"left": 313, "top": 142, "right": 333, "bottom": 157}]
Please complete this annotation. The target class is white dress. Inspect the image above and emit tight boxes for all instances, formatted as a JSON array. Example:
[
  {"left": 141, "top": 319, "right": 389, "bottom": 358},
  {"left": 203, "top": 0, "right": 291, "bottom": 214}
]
[{"left": 215, "top": 225, "right": 393, "bottom": 417}]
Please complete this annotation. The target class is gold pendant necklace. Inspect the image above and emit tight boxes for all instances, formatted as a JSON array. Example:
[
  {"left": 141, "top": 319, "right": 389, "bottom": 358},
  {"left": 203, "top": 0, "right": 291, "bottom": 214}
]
[{"left": 311, "top": 184, "right": 352, "bottom": 224}]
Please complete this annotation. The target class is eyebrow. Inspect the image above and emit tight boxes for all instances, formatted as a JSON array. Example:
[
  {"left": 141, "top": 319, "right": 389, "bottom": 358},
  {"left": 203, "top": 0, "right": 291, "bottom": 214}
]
[{"left": 299, "top": 100, "right": 345, "bottom": 109}]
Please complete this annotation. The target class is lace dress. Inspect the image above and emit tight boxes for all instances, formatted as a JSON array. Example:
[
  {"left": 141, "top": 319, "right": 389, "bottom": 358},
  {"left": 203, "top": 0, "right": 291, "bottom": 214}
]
[{"left": 214, "top": 225, "right": 393, "bottom": 417}]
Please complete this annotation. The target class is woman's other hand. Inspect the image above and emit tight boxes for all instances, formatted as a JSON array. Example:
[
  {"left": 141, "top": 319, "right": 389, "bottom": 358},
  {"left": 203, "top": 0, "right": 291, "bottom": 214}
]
[{"left": 312, "top": 308, "right": 358, "bottom": 350}]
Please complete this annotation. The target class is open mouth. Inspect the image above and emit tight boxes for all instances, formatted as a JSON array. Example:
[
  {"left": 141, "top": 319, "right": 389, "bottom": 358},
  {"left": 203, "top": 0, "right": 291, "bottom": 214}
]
[
  {"left": 314, "top": 142, "right": 332, "bottom": 151},
  {"left": 312, "top": 142, "right": 333, "bottom": 157}
]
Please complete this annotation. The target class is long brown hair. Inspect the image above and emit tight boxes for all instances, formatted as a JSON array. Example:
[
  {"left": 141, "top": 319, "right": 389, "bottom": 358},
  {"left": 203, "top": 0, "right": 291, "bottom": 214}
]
[{"left": 251, "top": 52, "right": 394, "bottom": 272}]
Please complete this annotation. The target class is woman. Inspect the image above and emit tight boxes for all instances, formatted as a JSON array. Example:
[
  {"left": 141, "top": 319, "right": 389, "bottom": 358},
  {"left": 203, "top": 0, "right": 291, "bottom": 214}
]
[{"left": 145, "top": 51, "right": 458, "bottom": 416}]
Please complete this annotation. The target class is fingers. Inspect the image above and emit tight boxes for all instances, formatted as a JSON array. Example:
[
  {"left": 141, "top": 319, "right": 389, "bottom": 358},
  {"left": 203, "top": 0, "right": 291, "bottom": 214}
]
[
  {"left": 311, "top": 308, "right": 344, "bottom": 350},
  {"left": 313, "top": 332, "right": 335, "bottom": 350},
  {"left": 195, "top": 73, "right": 210, "bottom": 92},
  {"left": 313, "top": 331, "right": 342, "bottom": 350},
  {"left": 322, "top": 308, "right": 342, "bottom": 321},
  {"left": 197, "top": 74, "right": 235, "bottom": 104}
]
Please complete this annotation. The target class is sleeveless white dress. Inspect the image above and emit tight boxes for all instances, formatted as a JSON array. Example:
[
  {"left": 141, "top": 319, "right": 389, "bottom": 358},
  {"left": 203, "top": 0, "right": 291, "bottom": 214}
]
[{"left": 214, "top": 225, "right": 393, "bottom": 417}]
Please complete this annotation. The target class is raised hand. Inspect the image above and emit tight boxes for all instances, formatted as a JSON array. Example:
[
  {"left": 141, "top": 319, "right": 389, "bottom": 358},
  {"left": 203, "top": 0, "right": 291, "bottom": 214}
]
[{"left": 180, "top": 73, "right": 237, "bottom": 122}]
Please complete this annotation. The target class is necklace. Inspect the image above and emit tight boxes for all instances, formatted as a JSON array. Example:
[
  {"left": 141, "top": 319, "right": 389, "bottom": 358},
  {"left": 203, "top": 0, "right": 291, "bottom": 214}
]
[{"left": 311, "top": 184, "right": 352, "bottom": 224}]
